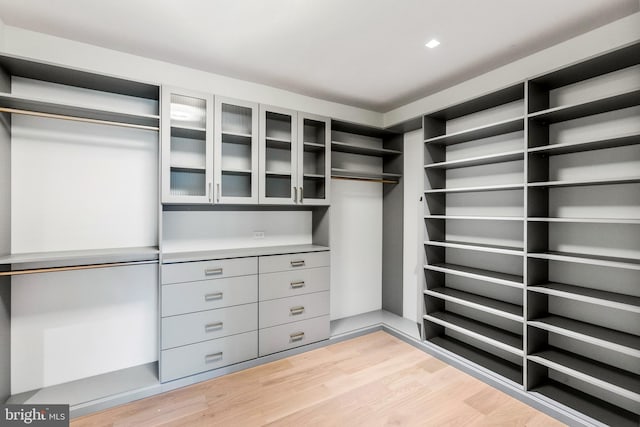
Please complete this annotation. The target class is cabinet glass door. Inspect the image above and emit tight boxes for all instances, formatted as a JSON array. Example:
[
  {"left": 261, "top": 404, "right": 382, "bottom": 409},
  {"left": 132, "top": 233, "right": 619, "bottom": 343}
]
[
  {"left": 161, "top": 87, "right": 213, "bottom": 204},
  {"left": 298, "top": 113, "right": 330, "bottom": 205},
  {"left": 214, "top": 97, "right": 259, "bottom": 204},
  {"left": 259, "top": 105, "right": 298, "bottom": 204}
]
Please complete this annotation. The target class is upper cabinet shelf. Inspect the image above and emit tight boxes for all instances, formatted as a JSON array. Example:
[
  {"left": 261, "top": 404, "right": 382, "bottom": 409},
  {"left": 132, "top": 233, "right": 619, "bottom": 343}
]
[
  {"left": 425, "top": 150, "right": 523, "bottom": 169},
  {"left": 331, "top": 141, "right": 401, "bottom": 157},
  {"left": 528, "top": 132, "right": 640, "bottom": 156},
  {"left": 424, "top": 116, "right": 524, "bottom": 146}
]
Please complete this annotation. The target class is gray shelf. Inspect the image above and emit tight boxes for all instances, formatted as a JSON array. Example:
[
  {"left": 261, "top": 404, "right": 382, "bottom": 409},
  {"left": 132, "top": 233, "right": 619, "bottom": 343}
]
[
  {"left": 528, "top": 282, "right": 640, "bottom": 313},
  {"left": 304, "top": 141, "right": 326, "bottom": 152},
  {"left": 303, "top": 173, "right": 325, "bottom": 180},
  {"left": 331, "top": 168, "right": 401, "bottom": 180},
  {"left": 331, "top": 141, "right": 401, "bottom": 157},
  {"left": 0, "top": 92, "right": 160, "bottom": 129},
  {"left": 529, "top": 348, "right": 640, "bottom": 403},
  {"left": 424, "top": 215, "right": 524, "bottom": 222},
  {"left": 221, "top": 168, "right": 252, "bottom": 175},
  {"left": 528, "top": 90, "right": 640, "bottom": 124},
  {"left": 528, "top": 176, "right": 640, "bottom": 188},
  {"left": 171, "top": 125, "right": 206, "bottom": 140},
  {"left": 424, "top": 311, "right": 523, "bottom": 356},
  {"left": 265, "top": 170, "right": 292, "bottom": 177},
  {"left": 222, "top": 131, "right": 252, "bottom": 145},
  {"left": 528, "top": 251, "right": 640, "bottom": 271},
  {"left": 528, "top": 316, "right": 640, "bottom": 358},
  {"left": 528, "top": 217, "right": 640, "bottom": 225},
  {"left": 425, "top": 287, "right": 523, "bottom": 321},
  {"left": 0, "top": 246, "right": 159, "bottom": 270},
  {"left": 424, "top": 117, "right": 524, "bottom": 146},
  {"left": 424, "top": 240, "right": 523, "bottom": 256},
  {"left": 429, "top": 335, "right": 522, "bottom": 385},
  {"left": 424, "top": 263, "right": 523, "bottom": 288},
  {"left": 265, "top": 137, "right": 291, "bottom": 150},
  {"left": 424, "top": 150, "right": 524, "bottom": 170},
  {"left": 528, "top": 133, "right": 640, "bottom": 156},
  {"left": 170, "top": 163, "right": 206, "bottom": 172},
  {"left": 424, "top": 183, "right": 524, "bottom": 194},
  {"left": 162, "top": 244, "right": 330, "bottom": 264}
]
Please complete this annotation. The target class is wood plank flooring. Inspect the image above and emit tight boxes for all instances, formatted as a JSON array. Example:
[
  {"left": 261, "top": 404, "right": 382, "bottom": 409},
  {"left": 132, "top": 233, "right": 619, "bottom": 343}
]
[{"left": 72, "top": 331, "right": 565, "bottom": 426}]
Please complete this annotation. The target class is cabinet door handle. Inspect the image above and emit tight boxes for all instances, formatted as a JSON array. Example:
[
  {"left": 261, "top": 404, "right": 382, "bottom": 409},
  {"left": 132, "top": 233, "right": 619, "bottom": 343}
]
[
  {"left": 290, "top": 306, "right": 305, "bottom": 315},
  {"left": 299, "top": 186, "right": 303, "bottom": 203},
  {"left": 217, "top": 183, "right": 220, "bottom": 203},
  {"left": 204, "top": 292, "right": 223, "bottom": 301},
  {"left": 208, "top": 182, "right": 212, "bottom": 203},
  {"left": 205, "top": 267, "right": 223, "bottom": 275},
  {"left": 290, "top": 331, "right": 305, "bottom": 342},
  {"left": 205, "top": 352, "right": 223, "bottom": 363},
  {"left": 293, "top": 186, "right": 297, "bottom": 203},
  {"left": 290, "top": 281, "right": 305, "bottom": 289},
  {"left": 205, "top": 321, "right": 223, "bottom": 332},
  {"left": 290, "top": 260, "right": 305, "bottom": 267}
]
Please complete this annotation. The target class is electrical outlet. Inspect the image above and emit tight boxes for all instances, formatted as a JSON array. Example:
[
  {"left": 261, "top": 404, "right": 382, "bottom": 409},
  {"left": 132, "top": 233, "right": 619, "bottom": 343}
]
[{"left": 253, "top": 231, "right": 265, "bottom": 239}]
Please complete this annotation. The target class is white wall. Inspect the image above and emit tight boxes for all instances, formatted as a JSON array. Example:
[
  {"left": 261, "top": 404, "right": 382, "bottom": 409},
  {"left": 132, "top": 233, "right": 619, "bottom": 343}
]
[
  {"left": 402, "top": 129, "right": 422, "bottom": 323},
  {"left": 330, "top": 180, "right": 382, "bottom": 319}
]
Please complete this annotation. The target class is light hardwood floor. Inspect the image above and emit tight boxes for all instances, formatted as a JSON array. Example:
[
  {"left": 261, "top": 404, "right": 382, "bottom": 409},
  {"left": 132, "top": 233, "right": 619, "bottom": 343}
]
[{"left": 72, "top": 331, "right": 565, "bottom": 426}]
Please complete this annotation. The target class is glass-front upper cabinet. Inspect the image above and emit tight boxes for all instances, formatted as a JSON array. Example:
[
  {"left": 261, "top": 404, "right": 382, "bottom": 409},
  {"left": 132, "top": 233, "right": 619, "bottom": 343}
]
[
  {"left": 214, "top": 97, "right": 259, "bottom": 204},
  {"left": 259, "top": 105, "right": 298, "bottom": 205},
  {"left": 297, "top": 113, "right": 330, "bottom": 205},
  {"left": 161, "top": 86, "right": 213, "bottom": 204}
]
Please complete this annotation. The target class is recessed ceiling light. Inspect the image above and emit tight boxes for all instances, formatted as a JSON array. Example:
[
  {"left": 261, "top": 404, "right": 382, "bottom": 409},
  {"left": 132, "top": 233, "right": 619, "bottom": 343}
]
[{"left": 425, "top": 39, "right": 440, "bottom": 49}]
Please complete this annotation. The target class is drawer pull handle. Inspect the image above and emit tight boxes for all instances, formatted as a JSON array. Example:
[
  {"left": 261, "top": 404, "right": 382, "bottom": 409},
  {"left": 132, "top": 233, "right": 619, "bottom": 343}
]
[
  {"left": 205, "top": 352, "right": 223, "bottom": 363},
  {"left": 290, "top": 260, "right": 305, "bottom": 267},
  {"left": 205, "top": 321, "right": 223, "bottom": 332},
  {"left": 204, "top": 292, "right": 223, "bottom": 301},
  {"left": 290, "top": 306, "right": 305, "bottom": 315},
  {"left": 290, "top": 281, "right": 305, "bottom": 289},
  {"left": 290, "top": 331, "right": 305, "bottom": 342},
  {"left": 205, "top": 267, "right": 223, "bottom": 276}
]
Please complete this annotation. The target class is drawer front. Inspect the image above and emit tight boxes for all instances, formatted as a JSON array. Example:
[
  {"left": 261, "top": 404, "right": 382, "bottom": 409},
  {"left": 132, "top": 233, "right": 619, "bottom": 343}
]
[
  {"left": 259, "top": 315, "right": 329, "bottom": 357},
  {"left": 162, "top": 257, "right": 257, "bottom": 284},
  {"left": 259, "top": 267, "right": 330, "bottom": 301},
  {"left": 162, "top": 303, "right": 257, "bottom": 350},
  {"left": 162, "top": 275, "right": 257, "bottom": 317},
  {"left": 161, "top": 330, "right": 257, "bottom": 382},
  {"left": 258, "top": 251, "right": 329, "bottom": 274},
  {"left": 259, "top": 291, "right": 329, "bottom": 328}
]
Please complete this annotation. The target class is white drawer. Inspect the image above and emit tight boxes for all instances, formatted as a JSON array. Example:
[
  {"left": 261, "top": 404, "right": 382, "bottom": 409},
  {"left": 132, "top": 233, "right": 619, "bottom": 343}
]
[
  {"left": 161, "top": 330, "right": 257, "bottom": 382},
  {"left": 259, "top": 267, "right": 329, "bottom": 301},
  {"left": 259, "top": 291, "right": 329, "bottom": 328},
  {"left": 162, "top": 275, "right": 257, "bottom": 317},
  {"left": 258, "top": 251, "right": 329, "bottom": 274},
  {"left": 162, "top": 303, "right": 257, "bottom": 349},
  {"left": 162, "top": 257, "right": 257, "bottom": 284},
  {"left": 258, "top": 315, "right": 329, "bottom": 357}
]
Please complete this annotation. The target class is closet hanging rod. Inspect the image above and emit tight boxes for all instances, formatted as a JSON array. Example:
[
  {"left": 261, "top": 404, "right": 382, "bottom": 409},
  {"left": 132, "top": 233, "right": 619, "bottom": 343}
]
[
  {"left": 0, "top": 259, "right": 158, "bottom": 277},
  {"left": 0, "top": 107, "right": 160, "bottom": 131},
  {"left": 331, "top": 175, "right": 398, "bottom": 184}
]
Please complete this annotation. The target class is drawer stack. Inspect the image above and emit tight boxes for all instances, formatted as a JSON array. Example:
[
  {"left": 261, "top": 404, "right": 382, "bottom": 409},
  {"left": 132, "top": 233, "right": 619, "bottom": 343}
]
[
  {"left": 160, "top": 257, "right": 258, "bottom": 382},
  {"left": 258, "top": 251, "right": 330, "bottom": 356}
]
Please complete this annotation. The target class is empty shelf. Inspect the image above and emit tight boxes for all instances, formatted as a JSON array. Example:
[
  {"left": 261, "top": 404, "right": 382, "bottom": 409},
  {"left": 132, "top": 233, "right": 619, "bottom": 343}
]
[
  {"left": 0, "top": 92, "right": 160, "bottom": 129},
  {"left": 528, "top": 251, "right": 640, "bottom": 270},
  {"left": 424, "top": 183, "right": 524, "bottom": 194},
  {"left": 425, "top": 150, "right": 524, "bottom": 170},
  {"left": 221, "top": 168, "right": 252, "bottom": 175},
  {"left": 425, "top": 287, "right": 523, "bottom": 321},
  {"left": 428, "top": 335, "right": 522, "bottom": 385},
  {"left": 529, "top": 90, "right": 640, "bottom": 124},
  {"left": 265, "top": 137, "right": 291, "bottom": 149},
  {"left": 529, "top": 348, "right": 640, "bottom": 403},
  {"left": 331, "top": 168, "right": 401, "bottom": 180},
  {"left": 424, "top": 117, "right": 524, "bottom": 146},
  {"left": 331, "top": 141, "right": 401, "bottom": 156},
  {"left": 528, "top": 316, "right": 640, "bottom": 358},
  {"left": 528, "top": 217, "right": 640, "bottom": 225},
  {"left": 424, "top": 263, "right": 523, "bottom": 288},
  {"left": 303, "top": 141, "right": 326, "bottom": 152},
  {"left": 528, "top": 133, "right": 640, "bottom": 156},
  {"left": 303, "top": 173, "right": 325, "bottom": 179},
  {"left": 221, "top": 131, "right": 252, "bottom": 145},
  {"left": 424, "top": 240, "right": 523, "bottom": 256},
  {"left": 424, "top": 215, "right": 524, "bottom": 222},
  {"left": 531, "top": 381, "right": 639, "bottom": 427},
  {"left": 171, "top": 125, "right": 206, "bottom": 140},
  {"left": 528, "top": 282, "right": 640, "bottom": 313},
  {"left": 424, "top": 311, "right": 523, "bottom": 356},
  {"left": 265, "top": 170, "right": 292, "bottom": 177},
  {"left": 528, "top": 176, "right": 640, "bottom": 188},
  {"left": 170, "top": 163, "right": 206, "bottom": 172}
]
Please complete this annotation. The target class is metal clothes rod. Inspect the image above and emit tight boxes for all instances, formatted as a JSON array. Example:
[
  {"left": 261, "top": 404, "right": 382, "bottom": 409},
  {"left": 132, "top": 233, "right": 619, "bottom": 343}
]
[
  {"left": 0, "top": 107, "right": 159, "bottom": 131},
  {"left": 0, "top": 260, "right": 158, "bottom": 277},
  {"left": 331, "top": 175, "right": 398, "bottom": 184}
]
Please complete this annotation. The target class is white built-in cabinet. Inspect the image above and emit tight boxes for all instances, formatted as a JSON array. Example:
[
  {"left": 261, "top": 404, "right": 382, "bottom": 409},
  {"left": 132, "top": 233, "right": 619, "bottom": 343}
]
[{"left": 298, "top": 113, "right": 331, "bottom": 205}]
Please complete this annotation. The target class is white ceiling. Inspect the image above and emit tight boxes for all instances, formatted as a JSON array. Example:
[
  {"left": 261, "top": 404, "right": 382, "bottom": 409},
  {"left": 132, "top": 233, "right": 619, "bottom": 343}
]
[{"left": 0, "top": 0, "right": 638, "bottom": 112}]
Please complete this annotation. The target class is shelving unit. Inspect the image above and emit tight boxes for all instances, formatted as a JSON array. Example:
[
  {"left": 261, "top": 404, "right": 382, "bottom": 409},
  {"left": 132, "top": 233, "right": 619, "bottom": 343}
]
[
  {"left": 422, "top": 42, "right": 640, "bottom": 426},
  {"left": 298, "top": 113, "right": 330, "bottom": 204}
]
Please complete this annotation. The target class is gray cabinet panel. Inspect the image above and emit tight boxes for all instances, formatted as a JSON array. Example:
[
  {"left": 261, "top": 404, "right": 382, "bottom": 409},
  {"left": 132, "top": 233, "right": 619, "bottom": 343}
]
[
  {"left": 162, "top": 256, "right": 257, "bottom": 284},
  {"left": 258, "top": 291, "right": 329, "bottom": 328},
  {"left": 259, "top": 267, "right": 329, "bottom": 301},
  {"left": 161, "top": 330, "right": 257, "bottom": 382},
  {"left": 162, "top": 303, "right": 257, "bottom": 349},
  {"left": 258, "top": 251, "right": 329, "bottom": 274},
  {"left": 161, "top": 275, "right": 257, "bottom": 316},
  {"left": 258, "top": 315, "right": 329, "bottom": 357}
]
